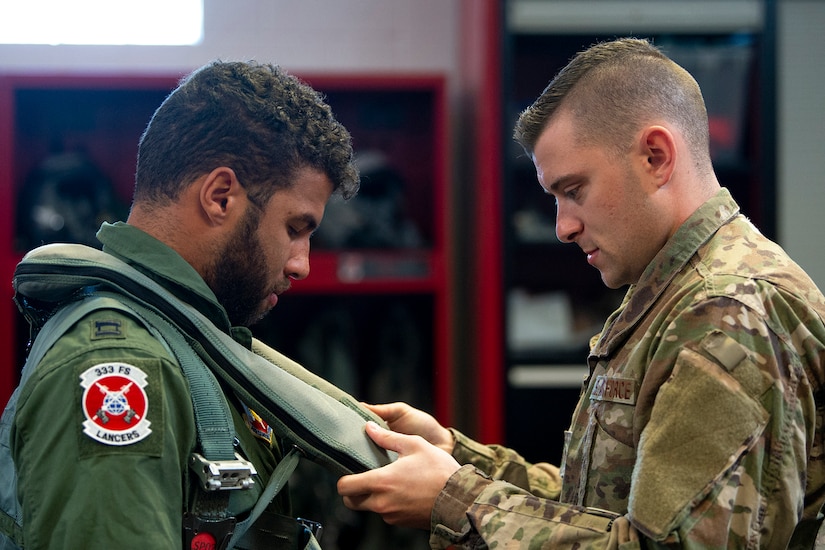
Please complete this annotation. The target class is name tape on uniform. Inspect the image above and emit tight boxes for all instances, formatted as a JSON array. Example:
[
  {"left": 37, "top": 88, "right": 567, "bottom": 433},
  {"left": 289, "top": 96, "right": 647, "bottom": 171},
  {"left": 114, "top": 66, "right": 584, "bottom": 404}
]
[{"left": 590, "top": 375, "right": 637, "bottom": 405}]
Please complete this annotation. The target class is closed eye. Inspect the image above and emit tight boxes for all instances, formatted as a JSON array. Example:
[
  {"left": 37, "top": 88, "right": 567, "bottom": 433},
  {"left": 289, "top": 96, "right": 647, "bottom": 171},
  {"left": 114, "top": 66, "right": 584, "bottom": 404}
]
[
  {"left": 547, "top": 174, "right": 585, "bottom": 203},
  {"left": 288, "top": 214, "right": 319, "bottom": 238},
  {"left": 564, "top": 186, "right": 580, "bottom": 200}
]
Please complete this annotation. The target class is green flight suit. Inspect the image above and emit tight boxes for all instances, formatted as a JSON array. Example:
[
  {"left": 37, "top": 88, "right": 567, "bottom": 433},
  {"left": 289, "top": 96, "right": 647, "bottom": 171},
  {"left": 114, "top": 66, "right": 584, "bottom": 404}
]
[{"left": 10, "top": 222, "right": 288, "bottom": 549}]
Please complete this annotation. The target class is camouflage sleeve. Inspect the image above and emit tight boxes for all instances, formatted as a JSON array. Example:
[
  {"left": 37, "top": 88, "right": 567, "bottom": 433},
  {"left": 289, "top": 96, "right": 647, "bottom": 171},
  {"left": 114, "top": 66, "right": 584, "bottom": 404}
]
[
  {"left": 429, "top": 465, "right": 628, "bottom": 550},
  {"left": 626, "top": 291, "right": 817, "bottom": 547},
  {"left": 431, "top": 285, "right": 824, "bottom": 548},
  {"left": 450, "top": 428, "right": 561, "bottom": 499}
]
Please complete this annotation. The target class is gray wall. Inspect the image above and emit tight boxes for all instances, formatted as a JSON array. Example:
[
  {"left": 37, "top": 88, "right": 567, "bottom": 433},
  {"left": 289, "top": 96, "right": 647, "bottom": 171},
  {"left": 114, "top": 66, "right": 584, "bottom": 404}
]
[
  {"left": 0, "top": 0, "right": 460, "bottom": 76},
  {"left": 778, "top": 0, "right": 825, "bottom": 288}
]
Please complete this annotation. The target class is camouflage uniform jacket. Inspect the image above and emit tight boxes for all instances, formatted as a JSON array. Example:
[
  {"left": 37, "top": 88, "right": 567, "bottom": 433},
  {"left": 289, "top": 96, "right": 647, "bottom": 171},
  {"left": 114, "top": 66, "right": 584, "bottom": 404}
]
[{"left": 430, "top": 188, "right": 825, "bottom": 549}]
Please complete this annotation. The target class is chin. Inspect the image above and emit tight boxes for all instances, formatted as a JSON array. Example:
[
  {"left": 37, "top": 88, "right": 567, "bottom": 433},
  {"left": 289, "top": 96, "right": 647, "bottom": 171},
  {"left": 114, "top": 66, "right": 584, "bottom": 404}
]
[
  {"left": 239, "top": 307, "right": 270, "bottom": 329},
  {"left": 599, "top": 271, "right": 625, "bottom": 290},
  {"left": 253, "top": 307, "right": 272, "bottom": 325}
]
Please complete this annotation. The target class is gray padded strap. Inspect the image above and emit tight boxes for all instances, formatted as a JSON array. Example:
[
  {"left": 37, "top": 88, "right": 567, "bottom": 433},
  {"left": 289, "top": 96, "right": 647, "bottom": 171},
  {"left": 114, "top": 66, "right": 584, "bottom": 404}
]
[{"left": 14, "top": 243, "right": 397, "bottom": 476}]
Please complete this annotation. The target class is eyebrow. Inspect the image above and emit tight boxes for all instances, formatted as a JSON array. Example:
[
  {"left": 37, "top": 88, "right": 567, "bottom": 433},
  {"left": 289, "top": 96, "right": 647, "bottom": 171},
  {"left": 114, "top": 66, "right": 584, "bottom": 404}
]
[
  {"left": 295, "top": 213, "right": 320, "bottom": 233},
  {"left": 546, "top": 174, "right": 581, "bottom": 195}
]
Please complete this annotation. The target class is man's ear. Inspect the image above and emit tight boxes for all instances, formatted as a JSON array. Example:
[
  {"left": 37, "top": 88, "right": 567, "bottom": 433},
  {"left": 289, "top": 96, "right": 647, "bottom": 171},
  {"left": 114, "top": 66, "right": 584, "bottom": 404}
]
[
  {"left": 639, "top": 125, "right": 676, "bottom": 188},
  {"left": 199, "top": 167, "right": 243, "bottom": 225}
]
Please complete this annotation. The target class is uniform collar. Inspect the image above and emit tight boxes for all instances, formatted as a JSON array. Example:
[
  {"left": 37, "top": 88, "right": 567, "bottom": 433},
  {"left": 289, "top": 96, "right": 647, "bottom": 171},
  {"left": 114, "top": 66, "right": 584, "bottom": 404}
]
[
  {"left": 96, "top": 221, "right": 235, "bottom": 335},
  {"left": 591, "top": 188, "right": 740, "bottom": 356}
]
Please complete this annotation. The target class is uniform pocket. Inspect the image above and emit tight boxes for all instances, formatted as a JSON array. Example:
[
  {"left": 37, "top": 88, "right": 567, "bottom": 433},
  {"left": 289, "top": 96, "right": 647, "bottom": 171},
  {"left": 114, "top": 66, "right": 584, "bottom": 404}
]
[
  {"left": 584, "top": 409, "right": 637, "bottom": 509},
  {"left": 562, "top": 377, "right": 638, "bottom": 508}
]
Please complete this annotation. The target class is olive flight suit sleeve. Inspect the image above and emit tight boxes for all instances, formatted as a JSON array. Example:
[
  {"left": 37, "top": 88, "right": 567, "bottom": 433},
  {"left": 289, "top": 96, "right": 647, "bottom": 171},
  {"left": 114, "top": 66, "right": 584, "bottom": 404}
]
[{"left": 11, "top": 309, "right": 197, "bottom": 549}]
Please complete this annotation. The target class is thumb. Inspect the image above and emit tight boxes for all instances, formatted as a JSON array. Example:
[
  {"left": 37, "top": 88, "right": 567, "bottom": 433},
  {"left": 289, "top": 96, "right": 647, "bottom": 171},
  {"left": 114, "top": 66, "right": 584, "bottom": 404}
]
[{"left": 364, "top": 420, "right": 407, "bottom": 454}]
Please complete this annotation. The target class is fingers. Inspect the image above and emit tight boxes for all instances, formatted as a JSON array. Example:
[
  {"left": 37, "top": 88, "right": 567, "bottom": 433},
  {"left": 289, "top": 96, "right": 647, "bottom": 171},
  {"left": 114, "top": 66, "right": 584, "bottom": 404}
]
[
  {"left": 337, "top": 469, "right": 375, "bottom": 499},
  {"left": 342, "top": 423, "right": 428, "bottom": 497},
  {"left": 337, "top": 484, "right": 411, "bottom": 527},
  {"left": 337, "top": 433, "right": 461, "bottom": 530},
  {"left": 363, "top": 421, "right": 420, "bottom": 455},
  {"left": 339, "top": 493, "right": 370, "bottom": 513},
  {"left": 363, "top": 402, "right": 409, "bottom": 424},
  {"left": 361, "top": 403, "right": 453, "bottom": 454}
]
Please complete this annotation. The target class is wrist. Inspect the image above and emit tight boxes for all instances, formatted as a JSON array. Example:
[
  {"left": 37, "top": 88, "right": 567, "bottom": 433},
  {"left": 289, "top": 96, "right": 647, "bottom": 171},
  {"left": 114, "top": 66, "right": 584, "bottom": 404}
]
[{"left": 440, "top": 427, "right": 457, "bottom": 454}]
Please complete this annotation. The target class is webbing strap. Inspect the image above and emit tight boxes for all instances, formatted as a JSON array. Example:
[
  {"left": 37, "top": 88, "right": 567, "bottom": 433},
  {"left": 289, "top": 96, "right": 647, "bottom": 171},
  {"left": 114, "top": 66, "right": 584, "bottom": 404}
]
[
  {"left": 97, "top": 291, "right": 237, "bottom": 462},
  {"left": 6, "top": 291, "right": 297, "bottom": 541},
  {"left": 32, "top": 293, "right": 237, "bottom": 464},
  {"left": 228, "top": 446, "right": 302, "bottom": 548},
  {"left": 38, "top": 294, "right": 236, "bottom": 515},
  {"left": 90, "top": 292, "right": 237, "bottom": 519}
]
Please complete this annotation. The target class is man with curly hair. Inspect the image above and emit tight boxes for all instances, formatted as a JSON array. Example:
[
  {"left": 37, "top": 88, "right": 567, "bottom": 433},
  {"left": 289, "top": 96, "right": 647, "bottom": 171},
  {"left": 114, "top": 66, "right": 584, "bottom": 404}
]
[{"left": 4, "top": 61, "right": 359, "bottom": 549}]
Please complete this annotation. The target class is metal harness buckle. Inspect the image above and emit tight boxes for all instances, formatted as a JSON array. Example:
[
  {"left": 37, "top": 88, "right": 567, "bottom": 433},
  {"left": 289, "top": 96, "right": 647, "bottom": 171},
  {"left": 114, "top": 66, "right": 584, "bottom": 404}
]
[{"left": 189, "top": 452, "right": 258, "bottom": 491}]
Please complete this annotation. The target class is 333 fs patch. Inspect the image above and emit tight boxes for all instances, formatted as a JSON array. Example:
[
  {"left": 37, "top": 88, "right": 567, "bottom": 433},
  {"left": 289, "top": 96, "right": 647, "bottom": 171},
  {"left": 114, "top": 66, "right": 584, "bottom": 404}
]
[{"left": 79, "top": 362, "right": 152, "bottom": 446}]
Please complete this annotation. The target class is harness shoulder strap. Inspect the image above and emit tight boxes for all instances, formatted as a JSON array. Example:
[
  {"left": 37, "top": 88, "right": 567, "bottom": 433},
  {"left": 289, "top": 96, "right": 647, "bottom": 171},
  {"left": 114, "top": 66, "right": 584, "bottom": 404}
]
[
  {"left": 98, "top": 291, "right": 238, "bottom": 464},
  {"left": 4, "top": 285, "right": 306, "bottom": 549},
  {"left": 14, "top": 243, "right": 396, "bottom": 476},
  {"left": 95, "top": 291, "right": 277, "bottom": 549},
  {"left": 1, "top": 291, "right": 273, "bottom": 549}
]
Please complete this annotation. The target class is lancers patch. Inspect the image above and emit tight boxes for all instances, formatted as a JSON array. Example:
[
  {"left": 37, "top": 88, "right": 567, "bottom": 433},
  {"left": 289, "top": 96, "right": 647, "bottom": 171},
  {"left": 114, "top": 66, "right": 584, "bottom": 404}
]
[{"left": 80, "top": 362, "right": 152, "bottom": 446}]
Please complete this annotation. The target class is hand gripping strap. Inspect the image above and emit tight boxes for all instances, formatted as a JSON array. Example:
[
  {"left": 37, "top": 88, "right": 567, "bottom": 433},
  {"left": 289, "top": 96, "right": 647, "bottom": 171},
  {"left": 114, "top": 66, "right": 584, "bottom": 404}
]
[{"left": 13, "top": 243, "right": 397, "bottom": 476}]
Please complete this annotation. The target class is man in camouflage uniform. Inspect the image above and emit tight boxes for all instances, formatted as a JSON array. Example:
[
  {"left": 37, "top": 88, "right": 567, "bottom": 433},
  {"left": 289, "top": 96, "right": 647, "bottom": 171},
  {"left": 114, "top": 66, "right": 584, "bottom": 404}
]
[{"left": 337, "top": 38, "right": 825, "bottom": 548}]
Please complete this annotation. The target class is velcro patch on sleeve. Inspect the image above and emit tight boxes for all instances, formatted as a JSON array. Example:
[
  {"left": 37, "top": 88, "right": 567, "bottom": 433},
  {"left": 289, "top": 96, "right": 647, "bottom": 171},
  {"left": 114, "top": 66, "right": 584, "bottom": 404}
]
[
  {"left": 629, "top": 348, "right": 768, "bottom": 540},
  {"left": 80, "top": 362, "right": 152, "bottom": 445},
  {"left": 76, "top": 359, "right": 163, "bottom": 457}
]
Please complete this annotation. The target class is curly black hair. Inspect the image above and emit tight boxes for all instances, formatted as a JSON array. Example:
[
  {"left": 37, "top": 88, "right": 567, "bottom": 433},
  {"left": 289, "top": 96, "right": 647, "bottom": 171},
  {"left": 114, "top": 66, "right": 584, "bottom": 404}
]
[{"left": 134, "top": 60, "right": 359, "bottom": 206}]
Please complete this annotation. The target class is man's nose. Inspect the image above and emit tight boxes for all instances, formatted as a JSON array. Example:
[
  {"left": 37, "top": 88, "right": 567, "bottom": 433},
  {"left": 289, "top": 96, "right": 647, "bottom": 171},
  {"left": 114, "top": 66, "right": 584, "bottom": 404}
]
[
  {"left": 555, "top": 208, "right": 581, "bottom": 244},
  {"left": 286, "top": 243, "right": 310, "bottom": 280}
]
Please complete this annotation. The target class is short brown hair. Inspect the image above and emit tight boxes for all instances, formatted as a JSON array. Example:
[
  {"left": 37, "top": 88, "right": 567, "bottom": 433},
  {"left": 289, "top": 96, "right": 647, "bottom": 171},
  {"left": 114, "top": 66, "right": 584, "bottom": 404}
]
[{"left": 514, "top": 38, "right": 710, "bottom": 165}]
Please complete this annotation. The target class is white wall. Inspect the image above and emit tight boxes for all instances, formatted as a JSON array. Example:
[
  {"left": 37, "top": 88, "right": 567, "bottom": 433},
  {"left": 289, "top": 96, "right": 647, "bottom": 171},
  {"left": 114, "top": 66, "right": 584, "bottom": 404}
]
[
  {"left": 778, "top": 0, "right": 825, "bottom": 289},
  {"left": 0, "top": 0, "right": 460, "bottom": 76}
]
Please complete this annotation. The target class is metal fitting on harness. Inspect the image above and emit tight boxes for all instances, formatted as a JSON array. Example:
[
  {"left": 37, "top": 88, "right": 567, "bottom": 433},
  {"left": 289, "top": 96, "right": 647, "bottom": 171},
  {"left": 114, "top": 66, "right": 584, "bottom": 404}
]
[{"left": 190, "top": 452, "right": 258, "bottom": 491}]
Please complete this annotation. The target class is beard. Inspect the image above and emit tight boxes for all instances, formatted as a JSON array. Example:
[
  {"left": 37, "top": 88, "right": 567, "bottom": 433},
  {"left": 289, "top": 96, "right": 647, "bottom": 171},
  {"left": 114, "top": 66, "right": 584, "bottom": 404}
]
[{"left": 204, "top": 210, "right": 272, "bottom": 327}]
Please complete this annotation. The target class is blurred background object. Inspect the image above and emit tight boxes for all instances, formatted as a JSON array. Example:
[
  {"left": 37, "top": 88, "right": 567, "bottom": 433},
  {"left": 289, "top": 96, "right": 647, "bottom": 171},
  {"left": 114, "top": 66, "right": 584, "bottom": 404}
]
[{"left": 15, "top": 151, "right": 127, "bottom": 249}]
